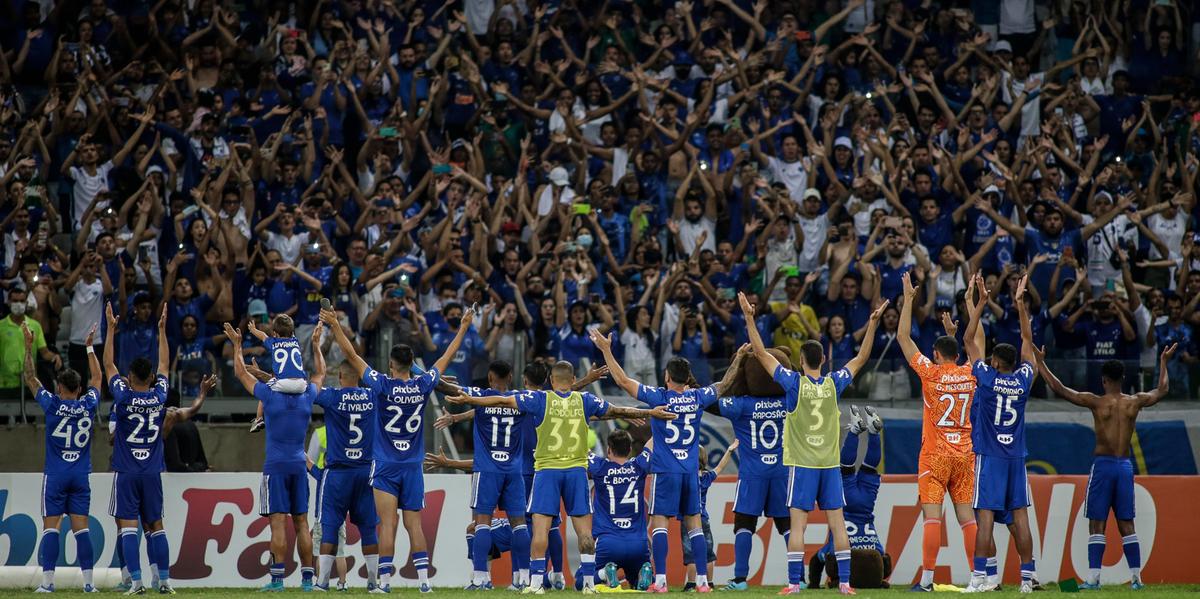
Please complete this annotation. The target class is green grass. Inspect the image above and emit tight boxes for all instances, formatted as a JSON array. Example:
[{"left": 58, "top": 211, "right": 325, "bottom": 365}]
[{"left": 1, "top": 586, "right": 1198, "bottom": 598}]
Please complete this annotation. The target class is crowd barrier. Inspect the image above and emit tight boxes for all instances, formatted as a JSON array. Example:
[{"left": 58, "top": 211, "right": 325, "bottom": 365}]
[{"left": 1, "top": 472, "right": 1197, "bottom": 587}]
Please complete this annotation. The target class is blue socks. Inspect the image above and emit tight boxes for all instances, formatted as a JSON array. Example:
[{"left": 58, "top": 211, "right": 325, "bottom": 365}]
[
  {"left": 379, "top": 556, "right": 394, "bottom": 587},
  {"left": 987, "top": 557, "right": 998, "bottom": 579},
  {"left": 973, "top": 556, "right": 987, "bottom": 577},
  {"left": 75, "top": 529, "right": 94, "bottom": 571},
  {"left": 1020, "top": 562, "right": 1035, "bottom": 582},
  {"left": 270, "top": 563, "right": 285, "bottom": 584},
  {"left": 413, "top": 551, "right": 429, "bottom": 585},
  {"left": 688, "top": 529, "right": 708, "bottom": 576},
  {"left": 471, "top": 524, "right": 492, "bottom": 578},
  {"left": 547, "top": 526, "right": 564, "bottom": 574},
  {"left": 1123, "top": 534, "right": 1141, "bottom": 577},
  {"left": 512, "top": 524, "right": 531, "bottom": 575},
  {"left": 733, "top": 528, "right": 752, "bottom": 580},
  {"left": 786, "top": 551, "right": 804, "bottom": 585},
  {"left": 301, "top": 567, "right": 314, "bottom": 584},
  {"left": 580, "top": 553, "right": 596, "bottom": 588},
  {"left": 120, "top": 528, "right": 142, "bottom": 582},
  {"left": 1087, "top": 534, "right": 1104, "bottom": 582},
  {"left": 148, "top": 530, "right": 169, "bottom": 583},
  {"left": 651, "top": 528, "right": 669, "bottom": 576},
  {"left": 38, "top": 529, "right": 59, "bottom": 572},
  {"left": 835, "top": 550, "right": 851, "bottom": 584}
]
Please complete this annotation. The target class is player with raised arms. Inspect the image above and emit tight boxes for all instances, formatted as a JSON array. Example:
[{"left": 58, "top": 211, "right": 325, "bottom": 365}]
[
  {"left": 308, "top": 318, "right": 382, "bottom": 591},
  {"left": 103, "top": 301, "right": 172, "bottom": 595},
  {"left": 961, "top": 273, "right": 1038, "bottom": 593},
  {"left": 323, "top": 305, "right": 474, "bottom": 592},
  {"left": 223, "top": 320, "right": 319, "bottom": 592},
  {"left": 739, "top": 291, "right": 887, "bottom": 596},
  {"left": 589, "top": 329, "right": 742, "bottom": 593},
  {"left": 1033, "top": 315, "right": 1176, "bottom": 591},
  {"left": 28, "top": 324, "right": 101, "bottom": 593},
  {"left": 896, "top": 272, "right": 979, "bottom": 592},
  {"left": 447, "top": 360, "right": 675, "bottom": 594}
]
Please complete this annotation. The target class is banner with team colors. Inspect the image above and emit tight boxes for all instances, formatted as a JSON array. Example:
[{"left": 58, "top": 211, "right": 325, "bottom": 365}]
[{"left": 1, "top": 473, "right": 1198, "bottom": 587}]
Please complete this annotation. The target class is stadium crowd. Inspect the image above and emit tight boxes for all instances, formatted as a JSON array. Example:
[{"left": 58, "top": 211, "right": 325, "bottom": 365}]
[{"left": 1, "top": 0, "right": 1200, "bottom": 408}]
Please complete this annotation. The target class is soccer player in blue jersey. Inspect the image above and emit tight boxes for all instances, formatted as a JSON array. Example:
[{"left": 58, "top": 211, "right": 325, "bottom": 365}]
[
  {"left": 322, "top": 305, "right": 475, "bottom": 593},
  {"left": 705, "top": 345, "right": 792, "bottom": 591},
  {"left": 309, "top": 324, "right": 381, "bottom": 592},
  {"left": 446, "top": 360, "right": 672, "bottom": 595},
  {"left": 589, "top": 328, "right": 741, "bottom": 593},
  {"left": 681, "top": 442, "right": 737, "bottom": 591},
  {"left": 811, "top": 406, "right": 890, "bottom": 589},
  {"left": 223, "top": 320, "right": 319, "bottom": 592},
  {"left": 1033, "top": 293, "right": 1176, "bottom": 591},
  {"left": 584, "top": 430, "right": 653, "bottom": 591},
  {"left": 27, "top": 324, "right": 101, "bottom": 593},
  {"left": 247, "top": 315, "right": 309, "bottom": 432},
  {"left": 103, "top": 301, "right": 172, "bottom": 595},
  {"left": 434, "top": 362, "right": 609, "bottom": 590},
  {"left": 961, "top": 273, "right": 1037, "bottom": 593},
  {"left": 740, "top": 291, "right": 888, "bottom": 596}
]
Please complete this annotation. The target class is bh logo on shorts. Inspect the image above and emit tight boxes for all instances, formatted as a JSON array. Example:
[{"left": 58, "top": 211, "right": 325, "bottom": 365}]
[
  {"left": 761, "top": 455, "right": 778, "bottom": 465},
  {"left": 491, "top": 451, "right": 510, "bottom": 462},
  {"left": 345, "top": 448, "right": 364, "bottom": 460},
  {"left": 997, "top": 434, "right": 1013, "bottom": 445},
  {"left": 806, "top": 434, "right": 826, "bottom": 446},
  {"left": 132, "top": 449, "right": 151, "bottom": 460},
  {"left": 394, "top": 440, "right": 411, "bottom": 451},
  {"left": 945, "top": 432, "right": 962, "bottom": 444},
  {"left": 61, "top": 451, "right": 81, "bottom": 463},
  {"left": 613, "top": 518, "right": 632, "bottom": 529}
]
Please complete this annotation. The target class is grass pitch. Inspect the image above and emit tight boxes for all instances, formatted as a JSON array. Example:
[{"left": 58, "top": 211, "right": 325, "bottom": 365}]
[{"left": 0, "top": 585, "right": 1197, "bottom": 598}]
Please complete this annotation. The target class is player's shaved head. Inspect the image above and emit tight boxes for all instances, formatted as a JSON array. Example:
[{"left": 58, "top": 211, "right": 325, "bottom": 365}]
[
  {"left": 800, "top": 340, "right": 824, "bottom": 369},
  {"left": 933, "top": 336, "right": 959, "bottom": 363},
  {"left": 272, "top": 313, "right": 295, "bottom": 337},
  {"left": 665, "top": 357, "right": 692, "bottom": 385},
  {"left": 992, "top": 343, "right": 1017, "bottom": 372},
  {"left": 550, "top": 361, "right": 575, "bottom": 386},
  {"left": 339, "top": 360, "right": 358, "bottom": 385}
]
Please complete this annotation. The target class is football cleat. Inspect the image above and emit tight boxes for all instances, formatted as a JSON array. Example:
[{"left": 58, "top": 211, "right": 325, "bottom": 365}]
[
  {"left": 909, "top": 583, "right": 933, "bottom": 592},
  {"left": 1131, "top": 578, "right": 1144, "bottom": 591},
  {"left": 124, "top": 585, "right": 146, "bottom": 596},
  {"left": 723, "top": 581, "right": 749, "bottom": 591},
  {"left": 549, "top": 572, "right": 565, "bottom": 591},
  {"left": 259, "top": 580, "right": 285, "bottom": 593},
  {"left": 777, "top": 584, "right": 804, "bottom": 595},
  {"left": 419, "top": 583, "right": 433, "bottom": 593},
  {"left": 1079, "top": 581, "right": 1101, "bottom": 591},
  {"left": 33, "top": 586, "right": 53, "bottom": 593},
  {"left": 863, "top": 406, "right": 883, "bottom": 434},
  {"left": 367, "top": 583, "right": 389, "bottom": 594},
  {"left": 114, "top": 581, "right": 133, "bottom": 593},
  {"left": 249, "top": 417, "right": 265, "bottom": 433},
  {"left": 603, "top": 563, "right": 619, "bottom": 589},
  {"left": 157, "top": 584, "right": 176, "bottom": 595},
  {"left": 519, "top": 586, "right": 544, "bottom": 595},
  {"left": 839, "top": 582, "right": 856, "bottom": 595},
  {"left": 847, "top": 405, "right": 864, "bottom": 434},
  {"left": 1019, "top": 581, "right": 1033, "bottom": 594},
  {"left": 696, "top": 585, "right": 712, "bottom": 593},
  {"left": 646, "top": 583, "right": 669, "bottom": 593},
  {"left": 637, "top": 564, "right": 653, "bottom": 591},
  {"left": 83, "top": 585, "right": 99, "bottom": 593}
]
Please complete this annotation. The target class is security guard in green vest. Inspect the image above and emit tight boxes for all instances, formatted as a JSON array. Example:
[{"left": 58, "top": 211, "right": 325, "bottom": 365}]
[{"left": 738, "top": 292, "right": 889, "bottom": 596}]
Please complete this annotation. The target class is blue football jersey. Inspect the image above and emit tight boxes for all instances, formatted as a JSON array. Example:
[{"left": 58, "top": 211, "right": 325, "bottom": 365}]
[
  {"left": 698, "top": 470, "right": 716, "bottom": 521},
  {"left": 970, "top": 360, "right": 1034, "bottom": 458},
  {"left": 587, "top": 448, "right": 651, "bottom": 536},
  {"left": 265, "top": 336, "right": 307, "bottom": 380},
  {"left": 363, "top": 366, "right": 439, "bottom": 465},
  {"left": 464, "top": 387, "right": 524, "bottom": 473},
  {"left": 636, "top": 384, "right": 719, "bottom": 473},
  {"left": 38, "top": 387, "right": 100, "bottom": 475},
  {"left": 520, "top": 411, "right": 537, "bottom": 476},
  {"left": 717, "top": 395, "right": 786, "bottom": 478},
  {"left": 110, "top": 375, "right": 169, "bottom": 474},
  {"left": 315, "top": 387, "right": 376, "bottom": 468},
  {"left": 257, "top": 381, "right": 317, "bottom": 474}
]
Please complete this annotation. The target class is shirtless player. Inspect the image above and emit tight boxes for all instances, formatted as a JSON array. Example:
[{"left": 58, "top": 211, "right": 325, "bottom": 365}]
[{"left": 1033, "top": 343, "right": 1177, "bottom": 590}]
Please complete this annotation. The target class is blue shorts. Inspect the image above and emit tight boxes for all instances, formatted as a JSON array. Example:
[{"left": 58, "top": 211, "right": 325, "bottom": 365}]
[
  {"left": 528, "top": 468, "right": 590, "bottom": 517},
  {"left": 649, "top": 472, "right": 700, "bottom": 517},
  {"left": 1086, "top": 456, "right": 1135, "bottom": 521},
  {"left": 524, "top": 474, "right": 561, "bottom": 527},
  {"left": 42, "top": 473, "right": 90, "bottom": 518},
  {"left": 109, "top": 472, "right": 163, "bottom": 522},
  {"left": 594, "top": 533, "right": 650, "bottom": 580},
  {"left": 260, "top": 472, "right": 309, "bottom": 516},
  {"left": 317, "top": 468, "right": 378, "bottom": 540},
  {"left": 489, "top": 524, "right": 513, "bottom": 558},
  {"left": 973, "top": 455, "right": 1030, "bottom": 512},
  {"left": 991, "top": 509, "right": 1014, "bottom": 525},
  {"left": 472, "top": 471, "right": 527, "bottom": 518},
  {"left": 734, "top": 475, "right": 789, "bottom": 518},
  {"left": 787, "top": 466, "right": 845, "bottom": 511},
  {"left": 370, "top": 461, "right": 425, "bottom": 511}
]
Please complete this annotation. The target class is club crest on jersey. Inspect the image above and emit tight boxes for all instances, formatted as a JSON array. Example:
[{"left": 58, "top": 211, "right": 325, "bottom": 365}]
[
  {"left": 945, "top": 432, "right": 962, "bottom": 444},
  {"left": 61, "top": 451, "right": 81, "bottom": 462},
  {"left": 997, "top": 434, "right": 1014, "bottom": 445},
  {"left": 806, "top": 434, "right": 825, "bottom": 446},
  {"left": 132, "top": 449, "right": 151, "bottom": 460},
  {"left": 672, "top": 449, "right": 689, "bottom": 460},
  {"left": 613, "top": 518, "right": 632, "bottom": 529},
  {"left": 345, "top": 448, "right": 364, "bottom": 460},
  {"left": 491, "top": 450, "right": 511, "bottom": 462},
  {"left": 761, "top": 454, "right": 778, "bottom": 465},
  {"left": 394, "top": 440, "right": 411, "bottom": 451}
]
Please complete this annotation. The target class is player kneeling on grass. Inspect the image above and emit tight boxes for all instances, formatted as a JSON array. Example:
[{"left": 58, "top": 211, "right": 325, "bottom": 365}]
[{"left": 578, "top": 430, "right": 653, "bottom": 591}]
